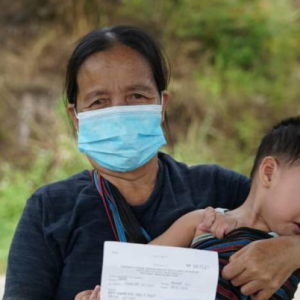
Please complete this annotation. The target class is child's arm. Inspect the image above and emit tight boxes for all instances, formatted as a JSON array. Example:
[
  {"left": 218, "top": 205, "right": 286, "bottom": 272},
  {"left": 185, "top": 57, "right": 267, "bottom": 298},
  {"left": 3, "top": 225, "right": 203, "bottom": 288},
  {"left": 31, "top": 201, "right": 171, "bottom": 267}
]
[{"left": 149, "top": 209, "right": 205, "bottom": 247}]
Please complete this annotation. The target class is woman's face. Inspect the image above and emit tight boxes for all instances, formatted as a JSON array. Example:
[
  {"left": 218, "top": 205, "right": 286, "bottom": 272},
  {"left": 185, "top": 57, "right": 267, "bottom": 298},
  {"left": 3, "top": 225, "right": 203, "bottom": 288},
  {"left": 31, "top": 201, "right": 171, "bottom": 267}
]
[
  {"left": 68, "top": 44, "right": 168, "bottom": 174},
  {"left": 74, "top": 44, "right": 166, "bottom": 114}
]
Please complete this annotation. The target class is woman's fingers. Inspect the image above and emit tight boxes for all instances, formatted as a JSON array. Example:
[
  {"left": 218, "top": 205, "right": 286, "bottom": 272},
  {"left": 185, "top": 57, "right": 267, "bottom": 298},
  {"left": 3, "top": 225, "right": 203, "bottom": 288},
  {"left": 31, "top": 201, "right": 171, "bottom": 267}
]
[
  {"left": 75, "top": 290, "right": 93, "bottom": 300},
  {"left": 74, "top": 286, "right": 101, "bottom": 300},
  {"left": 90, "top": 285, "right": 101, "bottom": 299}
]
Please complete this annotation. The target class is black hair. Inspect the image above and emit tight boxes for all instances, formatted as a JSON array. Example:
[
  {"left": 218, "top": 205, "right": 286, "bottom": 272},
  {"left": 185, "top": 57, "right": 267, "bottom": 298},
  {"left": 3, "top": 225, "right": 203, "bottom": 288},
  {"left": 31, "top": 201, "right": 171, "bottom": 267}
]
[
  {"left": 64, "top": 25, "right": 173, "bottom": 146},
  {"left": 65, "top": 25, "right": 170, "bottom": 106},
  {"left": 250, "top": 116, "right": 300, "bottom": 178}
]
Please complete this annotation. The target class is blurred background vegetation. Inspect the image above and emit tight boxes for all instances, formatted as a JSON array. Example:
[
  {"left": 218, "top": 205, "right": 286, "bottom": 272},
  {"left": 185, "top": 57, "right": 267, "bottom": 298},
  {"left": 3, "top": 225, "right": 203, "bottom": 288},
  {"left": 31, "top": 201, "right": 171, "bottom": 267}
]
[{"left": 0, "top": 0, "right": 300, "bottom": 273}]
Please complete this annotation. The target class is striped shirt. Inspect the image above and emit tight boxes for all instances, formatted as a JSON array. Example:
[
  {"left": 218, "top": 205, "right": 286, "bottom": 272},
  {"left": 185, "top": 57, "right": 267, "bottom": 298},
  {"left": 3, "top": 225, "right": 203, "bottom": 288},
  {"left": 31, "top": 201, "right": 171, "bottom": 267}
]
[{"left": 192, "top": 227, "right": 300, "bottom": 300}]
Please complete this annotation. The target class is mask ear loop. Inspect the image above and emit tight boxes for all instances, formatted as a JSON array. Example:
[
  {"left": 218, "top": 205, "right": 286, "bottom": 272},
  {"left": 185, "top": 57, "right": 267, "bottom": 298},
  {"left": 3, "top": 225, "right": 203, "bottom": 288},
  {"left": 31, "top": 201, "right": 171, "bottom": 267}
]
[
  {"left": 161, "top": 91, "right": 165, "bottom": 122},
  {"left": 73, "top": 105, "right": 79, "bottom": 119},
  {"left": 72, "top": 105, "right": 80, "bottom": 135},
  {"left": 161, "top": 91, "right": 164, "bottom": 105}
]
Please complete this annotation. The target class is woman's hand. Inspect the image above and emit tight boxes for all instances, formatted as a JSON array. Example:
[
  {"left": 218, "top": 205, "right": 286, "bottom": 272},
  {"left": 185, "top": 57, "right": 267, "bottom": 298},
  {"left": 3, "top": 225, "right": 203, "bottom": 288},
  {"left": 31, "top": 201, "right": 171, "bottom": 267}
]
[
  {"left": 198, "top": 207, "right": 238, "bottom": 238},
  {"left": 75, "top": 285, "right": 101, "bottom": 300},
  {"left": 223, "top": 236, "right": 300, "bottom": 300}
]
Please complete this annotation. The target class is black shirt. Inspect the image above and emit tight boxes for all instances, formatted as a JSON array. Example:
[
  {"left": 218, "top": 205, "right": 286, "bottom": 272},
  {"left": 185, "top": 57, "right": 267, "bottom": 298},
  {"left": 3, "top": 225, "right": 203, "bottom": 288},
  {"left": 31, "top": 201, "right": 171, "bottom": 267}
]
[{"left": 4, "top": 153, "right": 250, "bottom": 300}]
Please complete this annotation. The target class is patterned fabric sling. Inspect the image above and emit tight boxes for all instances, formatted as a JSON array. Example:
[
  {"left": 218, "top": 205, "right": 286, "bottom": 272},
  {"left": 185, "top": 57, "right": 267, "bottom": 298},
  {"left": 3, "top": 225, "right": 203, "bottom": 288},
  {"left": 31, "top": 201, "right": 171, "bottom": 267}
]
[{"left": 90, "top": 170, "right": 151, "bottom": 243}]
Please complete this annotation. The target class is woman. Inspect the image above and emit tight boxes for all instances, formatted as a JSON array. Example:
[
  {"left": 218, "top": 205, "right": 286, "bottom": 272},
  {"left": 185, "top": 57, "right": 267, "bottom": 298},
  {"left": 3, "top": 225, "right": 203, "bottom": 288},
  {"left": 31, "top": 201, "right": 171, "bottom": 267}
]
[{"left": 4, "top": 25, "right": 300, "bottom": 300}]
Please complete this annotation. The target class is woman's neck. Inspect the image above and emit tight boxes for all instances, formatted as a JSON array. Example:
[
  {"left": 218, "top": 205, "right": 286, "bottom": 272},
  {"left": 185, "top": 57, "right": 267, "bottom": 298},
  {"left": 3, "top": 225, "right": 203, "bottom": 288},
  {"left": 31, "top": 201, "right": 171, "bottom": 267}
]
[{"left": 95, "top": 156, "right": 159, "bottom": 206}]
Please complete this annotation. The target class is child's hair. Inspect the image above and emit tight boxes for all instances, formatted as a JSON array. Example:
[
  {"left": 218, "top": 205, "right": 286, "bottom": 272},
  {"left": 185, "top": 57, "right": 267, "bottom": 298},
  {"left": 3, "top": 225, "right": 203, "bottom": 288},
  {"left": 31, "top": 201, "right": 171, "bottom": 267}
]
[{"left": 250, "top": 116, "right": 300, "bottom": 178}]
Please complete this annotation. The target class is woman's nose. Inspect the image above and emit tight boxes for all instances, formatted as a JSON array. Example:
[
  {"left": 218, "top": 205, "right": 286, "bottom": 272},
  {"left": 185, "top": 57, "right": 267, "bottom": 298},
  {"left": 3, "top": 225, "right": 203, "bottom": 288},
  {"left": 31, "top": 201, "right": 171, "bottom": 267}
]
[
  {"left": 109, "top": 96, "right": 129, "bottom": 107},
  {"left": 111, "top": 99, "right": 126, "bottom": 107}
]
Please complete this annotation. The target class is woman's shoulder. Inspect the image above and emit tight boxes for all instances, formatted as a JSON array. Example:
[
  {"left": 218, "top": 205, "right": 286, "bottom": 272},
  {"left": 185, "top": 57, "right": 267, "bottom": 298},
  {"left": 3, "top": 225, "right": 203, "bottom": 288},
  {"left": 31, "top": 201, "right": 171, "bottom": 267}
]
[
  {"left": 159, "top": 152, "right": 247, "bottom": 180},
  {"left": 33, "top": 170, "right": 92, "bottom": 195},
  {"left": 28, "top": 170, "right": 97, "bottom": 210},
  {"left": 22, "top": 170, "right": 103, "bottom": 230},
  {"left": 158, "top": 152, "right": 250, "bottom": 208}
]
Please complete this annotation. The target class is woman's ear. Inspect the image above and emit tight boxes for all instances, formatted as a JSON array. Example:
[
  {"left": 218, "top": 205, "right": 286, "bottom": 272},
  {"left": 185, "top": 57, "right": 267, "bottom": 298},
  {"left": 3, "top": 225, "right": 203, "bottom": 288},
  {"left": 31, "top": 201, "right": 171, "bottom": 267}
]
[
  {"left": 161, "top": 91, "right": 169, "bottom": 122},
  {"left": 67, "top": 104, "right": 79, "bottom": 131},
  {"left": 258, "top": 156, "right": 278, "bottom": 188}
]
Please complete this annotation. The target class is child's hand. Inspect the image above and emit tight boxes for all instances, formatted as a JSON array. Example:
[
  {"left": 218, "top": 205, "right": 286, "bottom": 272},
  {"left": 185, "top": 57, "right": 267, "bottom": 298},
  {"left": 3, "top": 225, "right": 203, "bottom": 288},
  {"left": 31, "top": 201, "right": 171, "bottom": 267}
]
[
  {"left": 198, "top": 207, "right": 238, "bottom": 238},
  {"left": 198, "top": 206, "right": 217, "bottom": 231},
  {"left": 75, "top": 285, "right": 101, "bottom": 300}
]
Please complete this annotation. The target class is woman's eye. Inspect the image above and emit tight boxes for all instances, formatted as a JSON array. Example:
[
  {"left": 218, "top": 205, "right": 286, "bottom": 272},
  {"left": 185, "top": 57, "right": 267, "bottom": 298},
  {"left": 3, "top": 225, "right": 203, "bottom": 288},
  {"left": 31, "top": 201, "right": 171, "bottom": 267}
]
[
  {"left": 131, "top": 94, "right": 146, "bottom": 101},
  {"left": 91, "top": 99, "right": 105, "bottom": 107}
]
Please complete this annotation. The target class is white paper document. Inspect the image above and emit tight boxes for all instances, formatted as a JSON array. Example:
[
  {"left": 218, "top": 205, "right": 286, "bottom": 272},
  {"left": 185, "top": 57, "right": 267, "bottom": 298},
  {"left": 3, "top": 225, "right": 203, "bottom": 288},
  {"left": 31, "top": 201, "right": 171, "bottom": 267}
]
[{"left": 100, "top": 242, "right": 218, "bottom": 300}]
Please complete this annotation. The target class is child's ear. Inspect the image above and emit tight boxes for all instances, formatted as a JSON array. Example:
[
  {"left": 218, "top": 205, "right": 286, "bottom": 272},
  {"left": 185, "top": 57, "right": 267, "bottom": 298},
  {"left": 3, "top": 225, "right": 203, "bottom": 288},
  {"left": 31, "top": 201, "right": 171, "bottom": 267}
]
[{"left": 258, "top": 156, "right": 278, "bottom": 188}]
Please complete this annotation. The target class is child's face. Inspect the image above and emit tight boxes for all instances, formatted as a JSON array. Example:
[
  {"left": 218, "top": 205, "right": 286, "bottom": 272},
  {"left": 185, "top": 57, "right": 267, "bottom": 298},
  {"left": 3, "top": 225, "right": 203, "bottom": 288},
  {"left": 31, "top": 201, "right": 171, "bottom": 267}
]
[{"left": 261, "top": 164, "right": 300, "bottom": 236}]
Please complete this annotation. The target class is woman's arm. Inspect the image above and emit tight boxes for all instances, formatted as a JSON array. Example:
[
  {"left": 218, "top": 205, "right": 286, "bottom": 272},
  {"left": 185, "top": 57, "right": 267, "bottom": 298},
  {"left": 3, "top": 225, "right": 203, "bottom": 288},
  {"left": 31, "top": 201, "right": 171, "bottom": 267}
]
[
  {"left": 4, "top": 195, "right": 59, "bottom": 300},
  {"left": 149, "top": 209, "right": 205, "bottom": 247},
  {"left": 199, "top": 208, "right": 300, "bottom": 299}
]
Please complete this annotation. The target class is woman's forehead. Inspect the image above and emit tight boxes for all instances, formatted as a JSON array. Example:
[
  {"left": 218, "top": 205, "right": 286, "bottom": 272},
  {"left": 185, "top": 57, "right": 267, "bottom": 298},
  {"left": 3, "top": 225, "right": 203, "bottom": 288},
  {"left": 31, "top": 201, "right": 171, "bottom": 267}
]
[
  {"left": 77, "top": 45, "right": 157, "bottom": 98},
  {"left": 79, "top": 44, "right": 152, "bottom": 76}
]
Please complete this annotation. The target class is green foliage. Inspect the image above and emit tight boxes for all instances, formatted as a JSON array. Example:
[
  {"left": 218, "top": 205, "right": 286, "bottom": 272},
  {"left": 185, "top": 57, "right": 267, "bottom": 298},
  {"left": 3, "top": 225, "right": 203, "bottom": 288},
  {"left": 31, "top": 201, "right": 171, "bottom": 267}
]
[
  {"left": 173, "top": 0, "right": 300, "bottom": 173},
  {"left": 173, "top": 0, "right": 299, "bottom": 68}
]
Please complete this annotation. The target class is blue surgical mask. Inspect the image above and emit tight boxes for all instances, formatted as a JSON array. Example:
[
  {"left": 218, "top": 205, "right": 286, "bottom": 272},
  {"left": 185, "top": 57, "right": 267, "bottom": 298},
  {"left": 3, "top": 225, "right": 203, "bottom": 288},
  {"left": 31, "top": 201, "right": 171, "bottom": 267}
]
[{"left": 76, "top": 103, "right": 166, "bottom": 172}]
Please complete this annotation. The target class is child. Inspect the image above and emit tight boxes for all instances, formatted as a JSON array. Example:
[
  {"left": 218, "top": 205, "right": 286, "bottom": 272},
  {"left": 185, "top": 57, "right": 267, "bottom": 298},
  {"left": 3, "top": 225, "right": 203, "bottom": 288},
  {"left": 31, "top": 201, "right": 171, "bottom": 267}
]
[
  {"left": 149, "top": 116, "right": 300, "bottom": 299},
  {"left": 76, "top": 116, "right": 300, "bottom": 300},
  {"left": 152, "top": 116, "right": 300, "bottom": 240}
]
